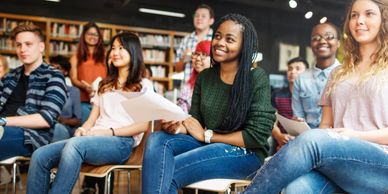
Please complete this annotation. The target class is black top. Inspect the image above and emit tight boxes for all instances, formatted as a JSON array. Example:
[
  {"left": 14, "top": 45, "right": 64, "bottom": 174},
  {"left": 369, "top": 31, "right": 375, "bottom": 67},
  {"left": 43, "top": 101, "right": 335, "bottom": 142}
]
[{"left": 0, "top": 73, "right": 29, "bottom": 117}]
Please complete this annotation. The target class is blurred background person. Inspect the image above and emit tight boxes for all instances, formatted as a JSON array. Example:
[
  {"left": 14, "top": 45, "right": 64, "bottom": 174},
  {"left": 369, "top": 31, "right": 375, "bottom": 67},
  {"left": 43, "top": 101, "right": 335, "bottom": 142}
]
[{"left": 177, "top": 40, "right": 211, "bottom": 113}]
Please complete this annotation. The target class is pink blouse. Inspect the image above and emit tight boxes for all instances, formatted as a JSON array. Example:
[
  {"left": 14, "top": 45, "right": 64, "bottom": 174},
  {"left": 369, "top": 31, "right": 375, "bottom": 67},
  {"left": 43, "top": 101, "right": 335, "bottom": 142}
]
[{"left": 90, "top": 79, "right": 153, "bottom": 147}]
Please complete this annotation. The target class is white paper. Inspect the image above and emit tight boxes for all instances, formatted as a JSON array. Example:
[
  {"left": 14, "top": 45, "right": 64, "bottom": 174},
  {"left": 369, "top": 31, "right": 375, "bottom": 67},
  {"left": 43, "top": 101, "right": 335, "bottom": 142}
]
[
  {"left": 92, "top": 77, "right": 102, "bottom": 91},
  {"left": 276, "top": 113, "right": 310, "bottom": 136},
  {"left": 120, "top": 89, "right": 190, "bottom": 123}
]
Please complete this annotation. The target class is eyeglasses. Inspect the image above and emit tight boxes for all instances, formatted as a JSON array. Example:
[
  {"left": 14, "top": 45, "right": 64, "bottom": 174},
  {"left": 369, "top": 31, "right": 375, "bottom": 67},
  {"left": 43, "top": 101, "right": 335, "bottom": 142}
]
[
  {"left": 86, "top": 32, "right": 99, "bottom": 37},
  {"left": 192, "top": 52, "right": 209, "bottom": 60},
  {"left": 311, "top": 33, "right": 337, "bottom": 42}
]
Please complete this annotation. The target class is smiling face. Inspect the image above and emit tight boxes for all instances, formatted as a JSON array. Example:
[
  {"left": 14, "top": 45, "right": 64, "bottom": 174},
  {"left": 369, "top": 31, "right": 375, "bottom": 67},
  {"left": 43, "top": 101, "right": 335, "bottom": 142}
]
[
  {"left": 193, "top": 8, "right": 214, "bottom": 32},
  {"left": 310, "top": 23, "right": 340, "bottom": 60},
  {"left": 84, "top": 27, "right": 100, "bottom": 46},
  {"left": 192, "top": 52, "right": 211, "bottom": 73},
  {"left": 349, "top": 0, "right": 382, "bottom": 46},
  {"left": 211, "top": 20, "right": 243, "bottom": 66},
  {"left": 110, "top": 38, "right": 130, "bottom": 70}
]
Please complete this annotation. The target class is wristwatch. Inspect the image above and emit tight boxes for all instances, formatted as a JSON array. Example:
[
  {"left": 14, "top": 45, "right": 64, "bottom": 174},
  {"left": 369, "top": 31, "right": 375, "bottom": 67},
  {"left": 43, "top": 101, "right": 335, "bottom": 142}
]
[
  {"left": 204, "top": 129, "right": 213, "bottom": 143},
  {"left": 0, "top": 117, "right": 7, "bottom": 126}
]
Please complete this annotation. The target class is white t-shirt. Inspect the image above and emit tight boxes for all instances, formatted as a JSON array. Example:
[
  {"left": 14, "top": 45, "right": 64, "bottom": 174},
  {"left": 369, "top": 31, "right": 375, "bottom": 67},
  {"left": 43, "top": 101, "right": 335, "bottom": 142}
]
[{"left": 90, "top": 79, "right": 153, "bottom": 147}]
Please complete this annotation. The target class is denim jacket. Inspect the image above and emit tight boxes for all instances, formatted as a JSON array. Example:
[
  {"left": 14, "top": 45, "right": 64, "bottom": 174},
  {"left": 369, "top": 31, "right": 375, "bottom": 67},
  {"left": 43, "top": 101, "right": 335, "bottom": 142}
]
[{"left": 292, "top": 60, "right": 340, "bottom": 128}]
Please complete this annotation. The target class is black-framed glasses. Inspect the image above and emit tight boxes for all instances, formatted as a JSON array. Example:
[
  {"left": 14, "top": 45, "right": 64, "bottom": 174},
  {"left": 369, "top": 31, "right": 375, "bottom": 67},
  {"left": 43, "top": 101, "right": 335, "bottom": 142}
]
[
  {"left": 311, "top": 33, "right": 337, "bottom": 42},
  {"left": 192, "top": 52, "right": 209, "bottom": 60}
]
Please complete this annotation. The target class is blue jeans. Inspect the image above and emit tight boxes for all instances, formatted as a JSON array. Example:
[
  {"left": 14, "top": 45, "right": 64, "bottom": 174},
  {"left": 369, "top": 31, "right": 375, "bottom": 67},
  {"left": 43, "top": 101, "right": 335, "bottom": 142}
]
[
  {"left": 142, "top": 131, "right": 261, "bottom": 194},
  {"left": 0, "top": 126, "right": 33, "bottom": 160},
  {"left": 26, "top": 136, "right": 134, "bottom": 194},
  {"left": 52, "top": 123, "right": 74, "bottom": 143},
  {"left": 242, "top": 129, "right": 388, "bottom": 194},
  {"left": 81, "top": 102, "right": 92, "bottom": 124}
]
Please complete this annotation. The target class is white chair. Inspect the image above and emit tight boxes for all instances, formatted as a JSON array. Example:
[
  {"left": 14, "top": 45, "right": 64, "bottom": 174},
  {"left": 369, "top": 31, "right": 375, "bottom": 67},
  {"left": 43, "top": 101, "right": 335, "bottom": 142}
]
[
  {"left": 0, "top": 156, "right": 30, "bottom": 194},
  {"left": 185, "top": 179, "right": 251, "bottom": 194}
]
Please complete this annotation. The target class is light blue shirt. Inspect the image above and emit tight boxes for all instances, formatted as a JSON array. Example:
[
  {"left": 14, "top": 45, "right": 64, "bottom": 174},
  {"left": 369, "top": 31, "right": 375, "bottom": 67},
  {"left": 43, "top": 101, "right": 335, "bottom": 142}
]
[{"left": 292, "top": 60, "right": 341, "bottom": 128}]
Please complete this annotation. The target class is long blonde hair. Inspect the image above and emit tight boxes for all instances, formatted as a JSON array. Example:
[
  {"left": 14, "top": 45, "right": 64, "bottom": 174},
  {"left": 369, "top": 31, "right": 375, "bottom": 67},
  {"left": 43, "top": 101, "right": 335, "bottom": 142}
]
[{"left": 326, "top": 0, "right": 388, "bottom": 95}]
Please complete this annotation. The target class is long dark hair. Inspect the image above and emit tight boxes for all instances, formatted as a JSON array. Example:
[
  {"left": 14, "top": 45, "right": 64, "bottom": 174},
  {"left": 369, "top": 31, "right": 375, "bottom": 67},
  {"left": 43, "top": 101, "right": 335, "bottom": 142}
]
[
  {"left": 76, "top": 22, "right": 105, "bottom": 65},
  {"left": 98, "top": 32, "right": 145, "bottom": 94},
  {"left": 212, "top": 14, "right": 259, "bottom": 132}
]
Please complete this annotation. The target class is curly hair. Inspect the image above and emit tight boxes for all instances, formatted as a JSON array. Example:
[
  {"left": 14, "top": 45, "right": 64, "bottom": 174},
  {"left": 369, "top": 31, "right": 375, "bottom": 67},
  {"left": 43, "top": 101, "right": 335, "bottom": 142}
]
[{"left": 326, "top": 0, "right": 388, "bottom": 95}]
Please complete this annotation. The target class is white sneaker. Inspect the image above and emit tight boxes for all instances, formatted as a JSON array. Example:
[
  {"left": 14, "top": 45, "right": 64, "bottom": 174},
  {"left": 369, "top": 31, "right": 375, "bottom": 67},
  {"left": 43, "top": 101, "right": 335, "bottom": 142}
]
[{"left": 0, "top": 166, "right": 12, "bottom": 185}]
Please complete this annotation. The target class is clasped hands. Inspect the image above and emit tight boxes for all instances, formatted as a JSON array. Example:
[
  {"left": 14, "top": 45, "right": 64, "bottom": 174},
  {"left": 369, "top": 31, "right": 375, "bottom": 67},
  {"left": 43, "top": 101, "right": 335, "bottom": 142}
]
[{"left": 161, "top": 117, "right": 206, "bottom": 142}]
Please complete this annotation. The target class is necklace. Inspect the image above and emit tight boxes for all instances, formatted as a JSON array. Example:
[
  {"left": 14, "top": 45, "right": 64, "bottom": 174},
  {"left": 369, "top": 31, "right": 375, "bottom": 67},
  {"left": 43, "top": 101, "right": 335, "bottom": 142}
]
[{"left": 117, "top": 79, "right": 125, "bottom": 89}]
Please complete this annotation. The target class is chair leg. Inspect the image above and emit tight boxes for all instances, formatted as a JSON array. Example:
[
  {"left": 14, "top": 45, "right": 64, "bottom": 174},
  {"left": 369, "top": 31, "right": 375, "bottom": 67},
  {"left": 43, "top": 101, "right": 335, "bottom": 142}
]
[
  {"left": 16, "top": 164, "right": 22, "bottom": 190},
  {"left": 127, "top": 171, "right": 131, "bottom": 194},
  {"left": 12, "top": 163, "right": 17, "bottom": 194},
  {"left": 105, "top": 172, "right": 112, "bottom": 194}
]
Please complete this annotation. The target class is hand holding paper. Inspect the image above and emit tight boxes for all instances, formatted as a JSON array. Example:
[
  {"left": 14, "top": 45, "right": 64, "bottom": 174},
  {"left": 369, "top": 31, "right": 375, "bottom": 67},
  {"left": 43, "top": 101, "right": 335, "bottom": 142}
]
[
  {"left": 120, "top": 89, "right": 190, "bottom": 123},
  {"left": 276, "top": 113, "right": 310, "bottom": 136}
]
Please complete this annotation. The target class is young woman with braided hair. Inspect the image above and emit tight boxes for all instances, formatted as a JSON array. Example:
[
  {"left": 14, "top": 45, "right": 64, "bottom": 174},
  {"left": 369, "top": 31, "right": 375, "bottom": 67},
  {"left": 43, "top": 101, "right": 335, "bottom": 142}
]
[{"left": 142, "top": 13, "right": 275, "bottom": 194}]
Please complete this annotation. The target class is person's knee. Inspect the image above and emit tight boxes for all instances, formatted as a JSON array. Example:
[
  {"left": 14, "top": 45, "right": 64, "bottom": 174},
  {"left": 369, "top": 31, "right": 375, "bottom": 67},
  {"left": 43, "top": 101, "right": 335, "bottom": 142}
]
[
  {"left": 31, "top": 147, "right": 50, "bottom": 168},
  {"left": 62, "top": 137, "right": 84, "bottom": 156},
  {"left": 283, "top": 178, "right": 317, "bottom": 194},
  {"left": 294, "top": 129, "right": 331, "bottom": 146},
  {"left": 146, "top": 131, "right": 171, "bottom": 150}
]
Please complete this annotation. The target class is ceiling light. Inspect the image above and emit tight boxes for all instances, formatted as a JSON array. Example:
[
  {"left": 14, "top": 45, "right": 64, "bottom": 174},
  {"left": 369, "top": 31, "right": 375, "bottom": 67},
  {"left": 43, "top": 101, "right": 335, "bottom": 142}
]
[
  {"left": 305, "top": 11, "right": 313, "bottom": 19},
  {"left": 320, "top": 17, "right": 327, "bottom": 23},
  {"left": 45, "top": 0, "right": 60, "bottom": 2},
  {"left": 289, "top": 0, "right": 297, "bottom": 8},
  {"left": 139, "top": 8, "right": 185, "bottom": 18}
]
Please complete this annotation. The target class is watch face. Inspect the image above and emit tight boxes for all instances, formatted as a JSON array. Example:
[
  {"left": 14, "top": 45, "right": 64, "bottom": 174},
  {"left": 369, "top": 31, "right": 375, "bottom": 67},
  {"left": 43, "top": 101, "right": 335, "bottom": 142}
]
[{"left": 205, "top": 130, "right": 213, "bottom": 136}]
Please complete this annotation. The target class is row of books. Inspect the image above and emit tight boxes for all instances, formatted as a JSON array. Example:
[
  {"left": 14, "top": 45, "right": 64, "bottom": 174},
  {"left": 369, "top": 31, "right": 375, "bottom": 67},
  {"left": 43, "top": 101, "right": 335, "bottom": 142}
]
[
  {"left": 0, "top": 37, "right": 14, "bottom": 50},
  {"left": 149, "top": 66, "right": 167, "bottom": 78},
  {"left": 49, "top": 41, "right": 77, "bottom": 56},
  {"left": 142, "top": 49, "right": 167, "bottom": 63}
]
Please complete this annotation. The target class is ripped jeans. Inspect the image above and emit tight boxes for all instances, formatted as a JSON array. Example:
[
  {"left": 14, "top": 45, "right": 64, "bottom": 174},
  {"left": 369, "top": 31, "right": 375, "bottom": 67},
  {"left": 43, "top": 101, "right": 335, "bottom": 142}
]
[
  {"left": 242, "top": 129, "right": 388, "bottom": 194},
  {"left": 142, "top": 131, "right": 261, "bottom": 194}
]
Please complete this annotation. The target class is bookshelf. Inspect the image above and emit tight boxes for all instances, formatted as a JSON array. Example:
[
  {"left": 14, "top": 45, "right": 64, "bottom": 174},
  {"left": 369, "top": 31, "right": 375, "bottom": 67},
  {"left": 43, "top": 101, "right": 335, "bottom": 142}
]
[{"left": 0, "top": 12, "right": 189, "bottom": 93}]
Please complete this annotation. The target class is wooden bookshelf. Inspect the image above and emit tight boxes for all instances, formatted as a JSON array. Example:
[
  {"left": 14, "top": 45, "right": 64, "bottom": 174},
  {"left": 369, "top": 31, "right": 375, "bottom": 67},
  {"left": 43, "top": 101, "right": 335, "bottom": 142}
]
[{"left": 0, "top": 12, "right": 189, "bottom": 93}]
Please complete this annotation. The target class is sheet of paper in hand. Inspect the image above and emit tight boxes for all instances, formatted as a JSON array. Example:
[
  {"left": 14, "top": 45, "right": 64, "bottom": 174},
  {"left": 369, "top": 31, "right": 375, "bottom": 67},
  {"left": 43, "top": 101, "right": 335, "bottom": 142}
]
[
  {"left": 276, "top": 113, "right": 310, "bottom": 136},
  {"left": 120, "top": 88, "right": 190, "bottom": 123}
]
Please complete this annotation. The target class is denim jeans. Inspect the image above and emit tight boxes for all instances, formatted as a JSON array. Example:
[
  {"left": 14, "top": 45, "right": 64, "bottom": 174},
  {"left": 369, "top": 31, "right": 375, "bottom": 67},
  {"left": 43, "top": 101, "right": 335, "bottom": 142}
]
[
  {"left": 26, "top": 136, "right": 134, "bottom": 194},
  {"left": 242, "top": 129, "right": 388, "bottom": 194},
  {"left": 52, "top": 123, "right": 75, "bottom": 143},
  {"left": 81, "top": 102, "right": 92, "bottom": 124},
  {"left": 142, "top": 131, "right": 261, "bottom": 194},
  {"left": 0, "top": 126, "right": 33, "bottom": 160}
]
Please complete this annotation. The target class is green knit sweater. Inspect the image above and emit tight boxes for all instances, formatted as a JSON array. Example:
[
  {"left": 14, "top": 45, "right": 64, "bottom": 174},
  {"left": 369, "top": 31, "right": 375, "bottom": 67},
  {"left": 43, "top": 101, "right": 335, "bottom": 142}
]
[{"left": 189, "top": 65, "right": 276, "bottom": 162}]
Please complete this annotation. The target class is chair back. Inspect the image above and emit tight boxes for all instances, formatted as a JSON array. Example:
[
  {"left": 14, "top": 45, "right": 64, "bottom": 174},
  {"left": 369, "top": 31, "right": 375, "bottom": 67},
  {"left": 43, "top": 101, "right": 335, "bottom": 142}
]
[{"left": 125, "top": 120, "right": 158, "bottom": 165}]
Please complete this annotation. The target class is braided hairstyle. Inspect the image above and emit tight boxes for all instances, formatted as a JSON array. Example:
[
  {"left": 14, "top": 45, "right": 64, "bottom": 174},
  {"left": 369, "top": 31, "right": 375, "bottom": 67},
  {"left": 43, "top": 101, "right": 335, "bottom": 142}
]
[{"left": 211, "top": 13, "right": 259, "bottom": 132}]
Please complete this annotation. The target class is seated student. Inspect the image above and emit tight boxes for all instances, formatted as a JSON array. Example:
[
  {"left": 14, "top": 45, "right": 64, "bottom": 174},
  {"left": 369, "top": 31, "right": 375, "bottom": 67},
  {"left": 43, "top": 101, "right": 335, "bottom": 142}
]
[
  {"left": 271, "top": 57, "right": 308, "bottom": 152},
  {"left": 292, "top": 22, "right": 341, "bottom": 129},
  {"left": 242, "top": 0, "right": 388, "bottom": 193},
  {"left": 49, "top": 55, "right": 82, "bottom": 142},
  {"left": 0, "top": 24, "right": 67, "bottom": 160},
  {"left": 141, "top": 14, "right": 275, "bottom": 194},
  {"left": 177, "top": 40, "right": 211, "bottom": 113},
  {"left": 26, "top": 32, "right": 153, "bottom": 194}
]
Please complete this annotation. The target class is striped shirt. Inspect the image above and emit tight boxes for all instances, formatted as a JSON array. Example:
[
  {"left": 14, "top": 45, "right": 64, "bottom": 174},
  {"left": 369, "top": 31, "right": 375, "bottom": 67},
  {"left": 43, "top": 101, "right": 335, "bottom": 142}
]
[
  {"left": 271, "top": 87, "right": 292, "bottom": 133},
  {"left": 0, "top": 64, "right": 67, "bottom": 150},
  {"left": 175, "top": 29, "right": 213, "bottom": 82}
]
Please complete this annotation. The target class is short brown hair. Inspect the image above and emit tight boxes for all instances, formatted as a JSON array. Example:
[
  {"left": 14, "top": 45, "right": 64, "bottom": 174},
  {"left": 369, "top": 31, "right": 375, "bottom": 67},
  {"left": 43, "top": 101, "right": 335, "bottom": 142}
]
[
  {"left": 11, "top": 24, "right": 44, "bottom": 41},
  {"left": 196, "top": 4, "right": 215, "bottom": 19}
]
